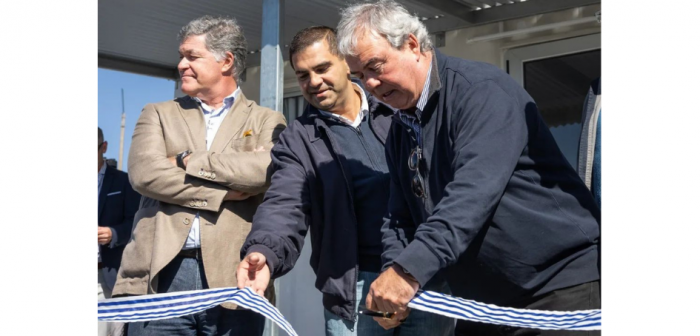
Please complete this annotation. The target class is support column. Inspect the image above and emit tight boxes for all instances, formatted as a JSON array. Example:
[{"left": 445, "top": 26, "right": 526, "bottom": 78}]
[
  {"left": 260, "top": 0, "right": 284, "bottom": 113},
  {"left": 260, "top": 3, "right": 284, "bottom": 336}
]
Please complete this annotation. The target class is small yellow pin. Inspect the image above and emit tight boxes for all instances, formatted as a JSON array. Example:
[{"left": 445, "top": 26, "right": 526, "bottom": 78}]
[{"left": 243, "top": 129, "right": 253, "bottom": 137}]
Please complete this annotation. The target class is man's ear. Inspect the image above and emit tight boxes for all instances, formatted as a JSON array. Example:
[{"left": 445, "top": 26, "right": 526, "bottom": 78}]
[
  {"left": 405, "top": 33, "right": 421, "bottom": 60},
  {"left": 341, "top": 58, "right": 351, "bottom": 76},
  {"left": 222, "top": 51, "right": 235, "bottom": 74}
]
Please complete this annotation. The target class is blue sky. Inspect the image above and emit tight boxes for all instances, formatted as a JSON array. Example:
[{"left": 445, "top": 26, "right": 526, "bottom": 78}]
[{"left": 98, "top": 69, "right": 176, "bottom": 171}]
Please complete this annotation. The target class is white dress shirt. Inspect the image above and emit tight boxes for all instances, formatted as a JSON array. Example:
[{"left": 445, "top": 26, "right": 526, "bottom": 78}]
[
  {"left": 183, "top": 87, "right": 241, "bottom": 250},
  {"left": 318, "top": 82, "right": 369, "bottom": 128}
]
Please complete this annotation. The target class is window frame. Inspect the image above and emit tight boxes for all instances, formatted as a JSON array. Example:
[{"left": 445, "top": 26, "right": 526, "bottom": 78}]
[{"left": 505, "top": 34, "right": 601, "bottom": 87}]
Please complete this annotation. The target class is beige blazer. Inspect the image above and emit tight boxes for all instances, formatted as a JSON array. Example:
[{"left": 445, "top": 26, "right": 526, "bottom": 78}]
[{"left": 113, "top": 92, "right": 286, "bottom": 308}]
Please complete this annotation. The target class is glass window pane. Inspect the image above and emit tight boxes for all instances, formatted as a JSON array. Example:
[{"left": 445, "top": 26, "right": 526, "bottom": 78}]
[{"left": 523, "top": 49, "right": 601, "bottom": 167}]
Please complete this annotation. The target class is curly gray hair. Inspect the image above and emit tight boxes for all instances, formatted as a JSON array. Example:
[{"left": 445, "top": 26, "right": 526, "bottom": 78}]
[
  {"left": 337, "top": 0, "right": 432, "bottom": 56},
  {"left": 178, "top": 16, "right": 248, "bottom": 81}
]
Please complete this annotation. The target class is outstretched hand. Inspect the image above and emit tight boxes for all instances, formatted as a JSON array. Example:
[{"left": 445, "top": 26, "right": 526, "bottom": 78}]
[{"left": 237, "top": 252, "right": 270, "bottom": 296}]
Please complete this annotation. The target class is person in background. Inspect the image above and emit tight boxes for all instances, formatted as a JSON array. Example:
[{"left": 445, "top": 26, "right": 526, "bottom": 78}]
[{"left": 98, "top": 127, "right": 140, "bottom": 336}]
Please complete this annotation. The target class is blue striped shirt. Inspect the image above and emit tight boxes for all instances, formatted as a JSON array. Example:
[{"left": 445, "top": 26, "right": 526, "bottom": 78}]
[{"left": 397, "top": 61, "right": 432, "bottom": 147}]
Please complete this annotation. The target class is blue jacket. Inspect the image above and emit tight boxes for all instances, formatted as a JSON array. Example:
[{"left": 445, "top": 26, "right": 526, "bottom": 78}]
[
  {"left": 384, "top": 50, "right": 601, "bottom": 306},
  {"left": 241, "top": 89, "right": 396, "bottom": 320},
  {"left": 99, "top": 165, "right": 141, "bottom": 290}
]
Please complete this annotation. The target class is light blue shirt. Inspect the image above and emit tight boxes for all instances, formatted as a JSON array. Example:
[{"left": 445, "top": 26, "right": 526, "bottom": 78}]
[
  {"left": 397, "top": 60, "right": 432, "bottom": 147},
  {"left": 183, "top": 87, "right": 241, "bottom": 250},
  {"left": 98, "top": 160, "right": 107, "bottom": 195}
]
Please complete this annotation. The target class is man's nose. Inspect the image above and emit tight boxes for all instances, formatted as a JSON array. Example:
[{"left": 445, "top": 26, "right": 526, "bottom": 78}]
[
  {"left": 177, "top": 58, "right": 189, "bottom": 73},
  {"left": 364, "top": 76, "right": 380, "bottom": 91},
  {"left": 309, "top": 72, "right": 323, "bottom": 88}
]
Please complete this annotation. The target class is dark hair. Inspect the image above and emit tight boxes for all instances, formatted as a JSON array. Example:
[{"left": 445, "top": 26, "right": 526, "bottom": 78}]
[
  {"left": 289, "top": 26, "right": 341, "bottom": 70},
  {"left": 98, "top": 127, "right": 104, "bottom": 145}
]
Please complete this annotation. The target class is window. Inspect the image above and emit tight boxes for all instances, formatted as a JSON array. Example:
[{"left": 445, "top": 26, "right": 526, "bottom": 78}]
[{"left": 506, "top": 34, "right": 600, "bottom": 168}]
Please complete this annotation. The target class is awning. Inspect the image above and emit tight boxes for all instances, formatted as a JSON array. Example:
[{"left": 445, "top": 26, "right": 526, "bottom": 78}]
[{"left": 98, "top": 0, "right": 600, "bottom": 79}]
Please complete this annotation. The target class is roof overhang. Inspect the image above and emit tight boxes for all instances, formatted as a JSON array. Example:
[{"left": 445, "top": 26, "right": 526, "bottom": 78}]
[{"left": 98, "top": 0, "right": 600, "bottom": 80}]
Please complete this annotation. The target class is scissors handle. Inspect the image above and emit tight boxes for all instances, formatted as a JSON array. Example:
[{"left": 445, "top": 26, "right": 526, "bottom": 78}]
[{"left": 357, "top": 305, "right": 395, "bottom": 318}]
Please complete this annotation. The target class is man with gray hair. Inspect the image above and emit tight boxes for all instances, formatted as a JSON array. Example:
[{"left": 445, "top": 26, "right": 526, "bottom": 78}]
[
  {"left": 338, "top": 1, "right": 601, "bottom": 335},
  {"left": 113, "top": 15, "right": 286, "bottom": 336}
]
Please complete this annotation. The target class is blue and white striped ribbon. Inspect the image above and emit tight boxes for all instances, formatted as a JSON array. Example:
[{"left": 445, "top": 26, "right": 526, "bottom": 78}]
[
  {"left": 98, "top": 288, "right": 601, "bottom": 335},
  {"left": 409, "top": 290, "right": 600, "bottom": 331},
  {"left": 98, "top": 287, "right": 299, "bottom": 336}
]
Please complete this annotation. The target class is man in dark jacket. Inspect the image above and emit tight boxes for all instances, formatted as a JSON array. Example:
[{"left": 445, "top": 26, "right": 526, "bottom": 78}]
[
  {"left": 98, "top": 127, "right": 140, "bottom": 336},
  {"left": 237, "top": 26, "right": 454, "bottom": 336},
  {"left": 338, "top": 2, "right": 601, "bottom": 335}
]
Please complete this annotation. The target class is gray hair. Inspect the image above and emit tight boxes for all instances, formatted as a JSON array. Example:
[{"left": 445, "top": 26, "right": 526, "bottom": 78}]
[
  {"left": 337, "top": 0, "right": 432, "bottom": 56},
  {"left": 178, "top": 16, "right": 248, "bottom": 81}
]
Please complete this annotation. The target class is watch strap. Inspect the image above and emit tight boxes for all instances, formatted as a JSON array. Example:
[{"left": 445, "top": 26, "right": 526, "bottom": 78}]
[{"left": 176, "top": 150, "right": 191, "bottom": 169}]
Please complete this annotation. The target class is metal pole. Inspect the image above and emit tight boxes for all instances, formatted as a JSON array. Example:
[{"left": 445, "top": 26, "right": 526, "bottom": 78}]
[
  {"left": 260, "top": 0, "right": 284, "bottom": 113},
  {"left": 118, "top": 88, "right": 125, "bottom": 171},
  {"left": 260, "top": 2, "right": 284, "bottom": 336}
]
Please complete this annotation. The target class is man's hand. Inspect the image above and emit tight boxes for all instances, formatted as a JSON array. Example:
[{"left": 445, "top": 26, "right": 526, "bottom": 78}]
[
  {"left": 366, "top": 264, "right": 419, "bottom": 329},
  {"left": 224, "top": 190, "right": 251, "bottom": 201},
  {"left": 237, "top": 252, "right": 270, "bottom": 296},
  {"left": 97, "top": 226, "right": 113, "bottom": 245}
]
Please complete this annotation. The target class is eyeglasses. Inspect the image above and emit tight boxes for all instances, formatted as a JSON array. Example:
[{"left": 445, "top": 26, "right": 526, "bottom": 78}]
[{"left": 408, "top": 146, "right": 426, "bottom": 199}]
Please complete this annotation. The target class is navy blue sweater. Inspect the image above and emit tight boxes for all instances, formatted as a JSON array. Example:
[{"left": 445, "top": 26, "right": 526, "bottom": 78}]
[
  {"left": 384, "top": 50, "right": 601, "bottom": 306},
  {"left": 323, "top": 114, "right": 389, "bottom": 272}
]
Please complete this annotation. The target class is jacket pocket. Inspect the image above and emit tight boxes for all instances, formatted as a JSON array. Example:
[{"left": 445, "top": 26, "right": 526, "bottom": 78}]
[{"left": 230, "top": 134, "right": 259, "bottom": 152}]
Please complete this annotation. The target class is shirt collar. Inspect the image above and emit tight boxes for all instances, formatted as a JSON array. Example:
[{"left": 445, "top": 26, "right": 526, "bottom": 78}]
[
  {"left": 193, "top": 87, "right": 241, "bottom": 114},
  {"left": 99, "top": 160, "right": 107, "bottom": 176},
  {"left": 356, "top": 82, "right": 369, "bottom": 114},
  {"left": 318, "top": 82, "right": 369, "bottom": 128},
  {"left": 396, "top": 58, "right": 433, "bottom": 124},
  {"left": 415, "top": 60, "right": 433, "bottom": 113}
]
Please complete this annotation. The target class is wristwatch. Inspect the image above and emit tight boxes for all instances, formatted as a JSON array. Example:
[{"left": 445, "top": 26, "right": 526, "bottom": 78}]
[{"left": 176, "top": 150, "right": 192, "bottom": 169}]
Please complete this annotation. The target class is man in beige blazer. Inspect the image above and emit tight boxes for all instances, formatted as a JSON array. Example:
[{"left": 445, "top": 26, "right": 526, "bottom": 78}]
[{"left": 113, "top": 16, "right": 286, "bottom": 336}]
